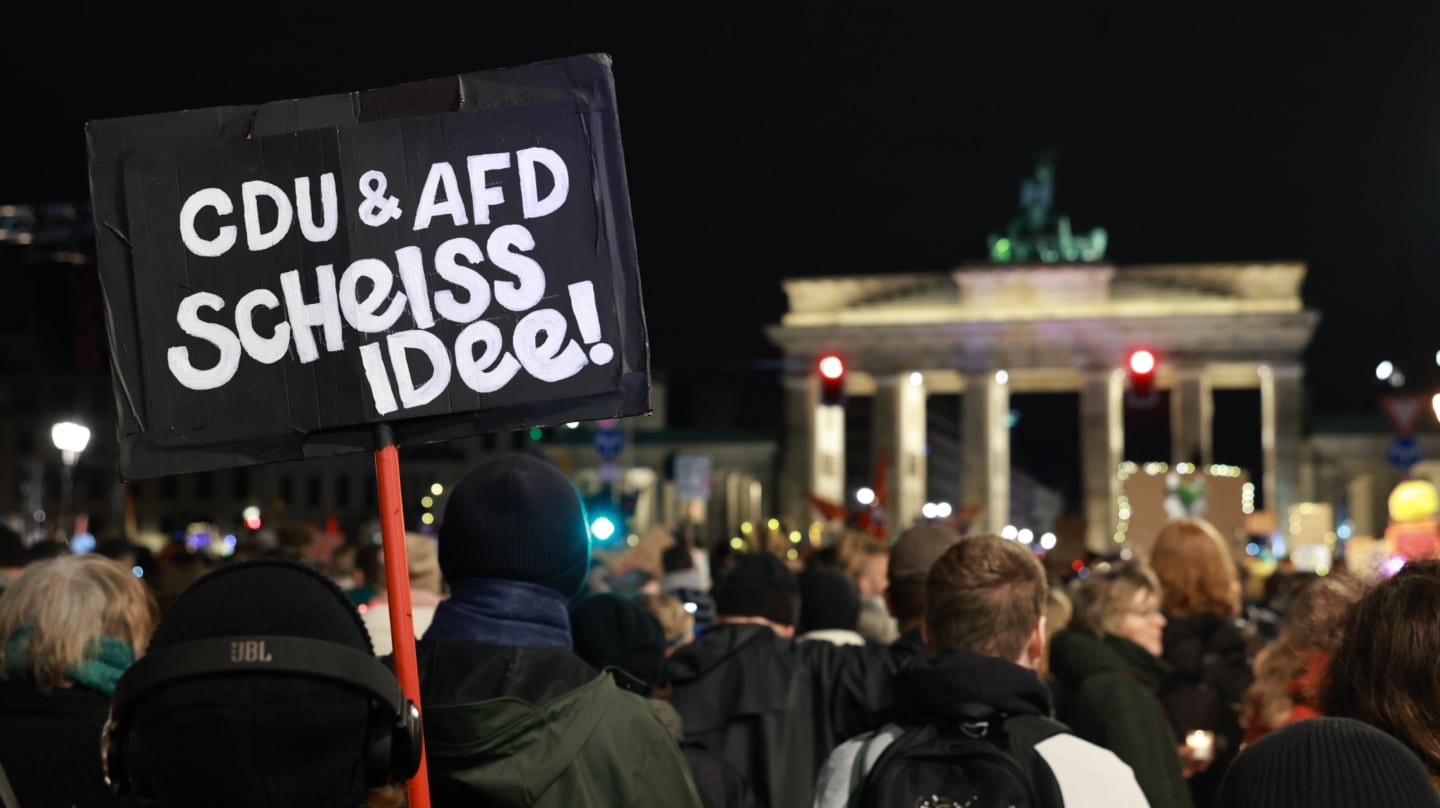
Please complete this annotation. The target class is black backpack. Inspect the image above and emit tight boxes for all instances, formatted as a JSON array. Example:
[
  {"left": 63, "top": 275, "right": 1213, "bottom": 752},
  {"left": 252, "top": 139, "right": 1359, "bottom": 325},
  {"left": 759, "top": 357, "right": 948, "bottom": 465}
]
[{"left": 849, "top": 703, "right": 1066, "bottom": 808}]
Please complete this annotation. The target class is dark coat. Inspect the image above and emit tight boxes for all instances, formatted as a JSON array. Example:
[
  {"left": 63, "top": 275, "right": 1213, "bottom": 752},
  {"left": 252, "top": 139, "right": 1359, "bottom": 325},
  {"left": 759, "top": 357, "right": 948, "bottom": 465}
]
[
  {"left": 0, "top": 682, "right": 143, "bottom": 808},
  {"left": 1049, "top": 630, "right": 1194, "bottom": 808},
  {"left": 1160, "top": 612, "right": 1252, "bottom": 808},
  {"left": 682, "top": 746, "right": 761, "bottom": 808},
  {"left": 665, "top": 623, "right": 899, "bottom": 808},
  {"left": 410, "top": 639, "right": 701, "bottom": 807}
]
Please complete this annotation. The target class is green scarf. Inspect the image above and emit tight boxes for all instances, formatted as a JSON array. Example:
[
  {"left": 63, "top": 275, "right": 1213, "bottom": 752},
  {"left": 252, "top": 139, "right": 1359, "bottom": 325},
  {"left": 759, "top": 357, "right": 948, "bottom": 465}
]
[{"left": 2, "top": 627, "right": 135, "bottom": 695}]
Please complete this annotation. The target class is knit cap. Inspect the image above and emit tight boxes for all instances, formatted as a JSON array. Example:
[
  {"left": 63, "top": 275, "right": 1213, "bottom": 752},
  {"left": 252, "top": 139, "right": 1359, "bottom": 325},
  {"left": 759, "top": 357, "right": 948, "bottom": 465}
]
[
  {"left": 715, "top": 553, "right": 800, "bottom": 626},
  {"left": 124, "top": 559, "right": 375, "bottom": 808},
  {"left": 1218, "top": 717, "right": 1440, "bottom": 808},
  {"left": 569, "top": 593, "right": 667, "bottom": 695},
  {"left": 799, "top": 567, "right": 861, "bottom": 633},
  {"left": 438, "top": 453, "right": 591, "bottom": 597}
]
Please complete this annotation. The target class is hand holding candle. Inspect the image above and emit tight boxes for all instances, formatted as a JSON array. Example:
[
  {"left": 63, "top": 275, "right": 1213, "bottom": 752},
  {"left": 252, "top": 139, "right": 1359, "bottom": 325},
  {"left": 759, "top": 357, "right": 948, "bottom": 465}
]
[{"left": 1186, "top": 730, "right": 1215, "bottom": 763}]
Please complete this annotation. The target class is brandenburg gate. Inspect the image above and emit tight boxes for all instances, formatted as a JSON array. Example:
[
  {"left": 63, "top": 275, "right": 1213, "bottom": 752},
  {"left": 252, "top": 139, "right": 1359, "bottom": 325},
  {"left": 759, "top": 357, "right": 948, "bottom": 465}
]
[{"left": 766, "top": 262, "right": 1320, "bottom": 552}]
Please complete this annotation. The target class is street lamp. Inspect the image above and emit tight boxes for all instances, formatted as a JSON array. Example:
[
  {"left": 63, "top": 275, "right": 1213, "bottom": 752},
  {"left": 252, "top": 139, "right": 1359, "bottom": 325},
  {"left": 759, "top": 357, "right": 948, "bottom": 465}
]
[{"left": 51, "top": 421, "right": 91, "bottom": 538}]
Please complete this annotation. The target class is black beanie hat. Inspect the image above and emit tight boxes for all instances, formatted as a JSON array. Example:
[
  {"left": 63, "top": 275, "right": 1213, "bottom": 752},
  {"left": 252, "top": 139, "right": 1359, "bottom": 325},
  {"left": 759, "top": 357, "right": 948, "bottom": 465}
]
[
  {"left": 799, "top": 567, "right": 861, "bottom": 633},
  {"left": 1218, "top": 717, "right": 1440, "bottom": 808},
  {"left": 439, "top": 453, "right": 592, "bottom": 597},
  {"left": 569, "top": 593, "right": 667, "bottom": 695},
  {"left": 126, "top": 559, "right": 375, "bottom": 808},
  {"left": 715, "top": 553, "right": 800, "bottom": 626}
]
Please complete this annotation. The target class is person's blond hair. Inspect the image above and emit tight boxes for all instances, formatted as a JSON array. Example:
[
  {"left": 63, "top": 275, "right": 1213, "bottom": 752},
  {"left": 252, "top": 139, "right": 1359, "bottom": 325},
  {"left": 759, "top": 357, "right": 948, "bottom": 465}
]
[
  {"left": 1070, "top": 563, "right": 1162, "bottom": 638},
  {"left": 635, "top": 593, "right": 694, "bottom": 646},
  {"left": 1037, "top": 586, "right": 1073, "bottom": 681},
  {"left": 1150, "top": 518, "right": 1242, "bottom": 618},
  {"left": 0, "top": 555, "right": 157, "bottom": 692}
]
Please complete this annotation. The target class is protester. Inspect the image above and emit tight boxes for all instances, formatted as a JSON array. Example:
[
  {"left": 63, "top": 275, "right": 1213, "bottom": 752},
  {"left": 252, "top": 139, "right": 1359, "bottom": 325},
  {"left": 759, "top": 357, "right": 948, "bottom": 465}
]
[
  {"left": 1322, "top": 559, "right": 1440, "bottom": 787},
  {"left": 360, "top": 532, "right": 444, "bottom": 656},
  {"left": 667, "top": 552, "right": 898, "bottom": 806},
  {"left": 1149, "top": 518, "right": 1252, "bottom": 807},
  {"left": 1049, "top": 563, "right": 1194, "bottom": 808},
  {"left": 815, "top": 534, "right": 1148, "bottom": 807},
  {"left": 1217, "top": 717, "right": 1440, "bottom": 808},
  {"left": 847, "top": 535, "right": 898, "bottom": 644},
  {"left": 103, "top": 559, "right": 417, "bottom": 808},
  {"left": 660, "top": 542, "right": 716, "bottom": 629},
  {"left": 797, "top": 567, "right": 865, "bottom": 646},
  {"left": 570, "top": 592, "right": 759, "bottom": 808},
  {"left": 885, "top": 523, "right": 962, "bottom": 658},
  {"left": 1038, "top": 584, "right": 1073, "bottom": 682},
  {"left": 0, "top": 555, "right": 157, "bottom": 808},
  {"left": 416, "top": 453, "right": 700, "bottom": 807},
  {"left": 636, "top": 592, "right": 696, "bottom": 656},
  {"left": 1240, "top": 574, "right": 1365, "bottom": 742},
  {"left": 570, "top": 592, "right": 668, "bottom": 694}
]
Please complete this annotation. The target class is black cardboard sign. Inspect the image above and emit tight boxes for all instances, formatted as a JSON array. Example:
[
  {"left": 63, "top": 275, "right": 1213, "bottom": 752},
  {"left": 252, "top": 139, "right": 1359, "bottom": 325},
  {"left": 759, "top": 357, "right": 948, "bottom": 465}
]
[{"left": 88, "top": 54, "right": 649, "bottom": 479}]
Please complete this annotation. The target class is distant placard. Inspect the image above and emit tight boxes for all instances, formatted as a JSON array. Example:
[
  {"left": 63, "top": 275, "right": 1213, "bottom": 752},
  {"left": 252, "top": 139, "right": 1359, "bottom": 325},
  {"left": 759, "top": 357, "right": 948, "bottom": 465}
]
[
  {"left": 88, "top": 55, "right": 649, "bottom": 479},
  {"left": 674, "top": 454, "right": 712, "bottom": 501}
]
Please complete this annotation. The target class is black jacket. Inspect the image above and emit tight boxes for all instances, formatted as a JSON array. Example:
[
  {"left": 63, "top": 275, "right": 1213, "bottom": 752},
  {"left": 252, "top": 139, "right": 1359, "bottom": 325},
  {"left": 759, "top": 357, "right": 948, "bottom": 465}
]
[
  {"left": 1160, "top": 613, "right": 1252, "bottom": 808},
  {"left": 890, "top": 626, "right": 929, "bottom": 663},
  {"left": 665, "top": 623, "right": 899, "bottom": 807},
  {"left": 0, "top": 682, "right": 142, "bottom": 808},
  {"left": 682, "top": 746, "right": 761, "bottom": 808},
  {"left": 892, "top": 648, "right": 1053, "bottom": 723}
]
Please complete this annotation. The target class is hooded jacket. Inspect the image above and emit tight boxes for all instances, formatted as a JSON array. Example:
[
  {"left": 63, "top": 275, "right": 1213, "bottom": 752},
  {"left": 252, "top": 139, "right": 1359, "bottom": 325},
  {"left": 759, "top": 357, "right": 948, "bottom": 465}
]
[
  {"left": 814, "top": 650, "right": 1149, "bottom": 808},
  {"left": 1049, "top": 630, "right": 1192, "bottom": 808},
  {"left": 665, "top": 623, "right": 898, "bottom": 807},
  {"left": 414, "top": 639, "right": 701, "bottom": 807}
]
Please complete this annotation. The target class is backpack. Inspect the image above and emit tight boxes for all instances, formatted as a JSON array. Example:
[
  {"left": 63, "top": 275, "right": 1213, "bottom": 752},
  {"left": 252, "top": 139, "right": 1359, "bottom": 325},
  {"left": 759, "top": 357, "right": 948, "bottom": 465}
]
[{"left": 849, "top": 703, "right": 1066, "bottom": 808}]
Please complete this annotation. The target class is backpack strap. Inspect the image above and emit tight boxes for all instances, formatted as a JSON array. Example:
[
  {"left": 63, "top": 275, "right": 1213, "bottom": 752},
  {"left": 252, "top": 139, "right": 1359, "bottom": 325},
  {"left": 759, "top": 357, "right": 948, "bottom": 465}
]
[
  {"left": 1001, "top": 714, "right": 1069, "bottom": 808},
  {"left": 845, "top": 731, "right": 882, "bottom": 808},
  {"left": 0, "top": 760, "right": 19, "bottom": 808}
]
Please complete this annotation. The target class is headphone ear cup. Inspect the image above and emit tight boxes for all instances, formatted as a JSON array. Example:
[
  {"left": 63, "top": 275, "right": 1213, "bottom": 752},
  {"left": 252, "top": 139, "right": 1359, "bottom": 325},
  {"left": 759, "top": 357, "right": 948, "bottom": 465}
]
[
  {"left": 364, "top": 701, "right": 396, "bottom": 787},
  {"left": 393, "top": 700, "right": 423, "bottom": 781},
  {"left": 122, "top": 722, "right": 156, "bottom": 799},
  {"left": 101, "top": 716, "right": 128, "bottom": 796}
]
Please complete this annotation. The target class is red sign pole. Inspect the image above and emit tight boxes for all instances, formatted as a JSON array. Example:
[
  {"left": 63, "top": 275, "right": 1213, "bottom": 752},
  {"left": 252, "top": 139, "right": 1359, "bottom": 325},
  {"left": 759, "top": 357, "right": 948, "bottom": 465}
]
[{"left": 374, "top": 423, "right": 430, "bottom": 808}]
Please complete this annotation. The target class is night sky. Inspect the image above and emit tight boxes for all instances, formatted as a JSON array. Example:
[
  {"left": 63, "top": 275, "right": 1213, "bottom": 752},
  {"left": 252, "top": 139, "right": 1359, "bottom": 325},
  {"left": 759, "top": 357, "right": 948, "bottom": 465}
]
[{"left": 5, "top": 4, "right": 1440, "bottom": 503}]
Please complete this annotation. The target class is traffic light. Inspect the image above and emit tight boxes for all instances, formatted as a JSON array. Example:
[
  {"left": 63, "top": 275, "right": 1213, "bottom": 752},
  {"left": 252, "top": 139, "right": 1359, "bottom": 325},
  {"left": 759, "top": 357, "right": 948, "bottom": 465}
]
[
  {"left": 818, "top": 354, "right": 846, "bottom": 406},
  {"left": 584, "top": 491, "right": 622, "bottom": 545},
  {"left": 1127, "top": 348, "right": 1157, "bottom": 398},
  {"left": 619, "top": 489, "right": 639, "bottom": 518}
]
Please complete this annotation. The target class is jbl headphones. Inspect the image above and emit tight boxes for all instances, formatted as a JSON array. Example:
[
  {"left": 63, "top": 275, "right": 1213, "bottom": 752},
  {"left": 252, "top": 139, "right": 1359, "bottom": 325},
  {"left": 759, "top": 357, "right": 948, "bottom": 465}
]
[{"left": 102, "top": 634, "right": 423, "bottom": 797}]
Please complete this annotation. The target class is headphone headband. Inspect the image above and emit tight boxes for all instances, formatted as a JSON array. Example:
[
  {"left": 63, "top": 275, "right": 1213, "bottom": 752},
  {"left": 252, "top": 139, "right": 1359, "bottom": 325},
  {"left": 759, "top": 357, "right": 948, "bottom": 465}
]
[{"left": 113, "top": 635, "right": 403, "bottom": 721}]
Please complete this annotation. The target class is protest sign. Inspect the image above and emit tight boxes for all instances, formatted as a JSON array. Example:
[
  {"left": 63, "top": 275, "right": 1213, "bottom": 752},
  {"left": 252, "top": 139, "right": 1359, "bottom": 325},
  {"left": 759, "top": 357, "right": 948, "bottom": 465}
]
[{"left": 88, "top": 54, "right": 649, "bottom": 479}]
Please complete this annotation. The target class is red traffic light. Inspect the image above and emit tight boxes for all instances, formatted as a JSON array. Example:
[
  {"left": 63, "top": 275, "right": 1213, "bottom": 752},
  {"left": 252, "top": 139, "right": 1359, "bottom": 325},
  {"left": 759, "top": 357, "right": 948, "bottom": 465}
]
[
  {"left": 1127, "top": 348, "right": 1157, "bottom": 399},
  {"left": 1128, "top": 349, "right": 1156, "bottom": 375},
  {"left": 818, "top": 354, "right": 846, "bottom": 406}
]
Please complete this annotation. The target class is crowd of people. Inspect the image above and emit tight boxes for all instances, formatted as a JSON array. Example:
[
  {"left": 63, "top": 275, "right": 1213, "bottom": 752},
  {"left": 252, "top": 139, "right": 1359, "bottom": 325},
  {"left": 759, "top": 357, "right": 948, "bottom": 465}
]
[{"left": 1, "top": 452, "right": 1439, "bottom": 807}]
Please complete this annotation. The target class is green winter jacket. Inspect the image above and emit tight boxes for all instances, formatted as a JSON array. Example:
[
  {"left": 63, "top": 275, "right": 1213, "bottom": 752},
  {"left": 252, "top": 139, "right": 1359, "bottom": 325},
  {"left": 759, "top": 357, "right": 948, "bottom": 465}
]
[
  {"left": 1048, "top": 630, "right": 1194, "bottom": 808},
  {"left": 415, "top": 639, "right": 702, "bottom": 807}
]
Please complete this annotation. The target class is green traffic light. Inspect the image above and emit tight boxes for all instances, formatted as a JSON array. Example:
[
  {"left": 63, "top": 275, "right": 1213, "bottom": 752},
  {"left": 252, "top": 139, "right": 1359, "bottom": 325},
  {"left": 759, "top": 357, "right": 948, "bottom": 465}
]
[
  {"left": 591, "top": 516, "right": 617, "bottom": 541},
  {"left": 529, "top": 427, "right": 544, "bottom": 440}
]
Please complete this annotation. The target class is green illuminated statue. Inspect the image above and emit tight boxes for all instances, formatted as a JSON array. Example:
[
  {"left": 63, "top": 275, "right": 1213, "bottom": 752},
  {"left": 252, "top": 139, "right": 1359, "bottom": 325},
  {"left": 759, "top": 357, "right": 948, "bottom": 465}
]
[{"left": 986, "top": 150, "right": 1108, "bottom": 263}]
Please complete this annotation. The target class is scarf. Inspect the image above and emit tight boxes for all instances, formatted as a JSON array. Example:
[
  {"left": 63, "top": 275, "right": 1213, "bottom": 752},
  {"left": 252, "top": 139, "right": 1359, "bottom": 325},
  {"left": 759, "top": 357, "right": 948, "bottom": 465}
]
[
  {"left": 2, "top": 627, "right": 135, "bottom": 695},
  {"left": 424, "top": 578, "right": 572, "bottom": 649}
]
